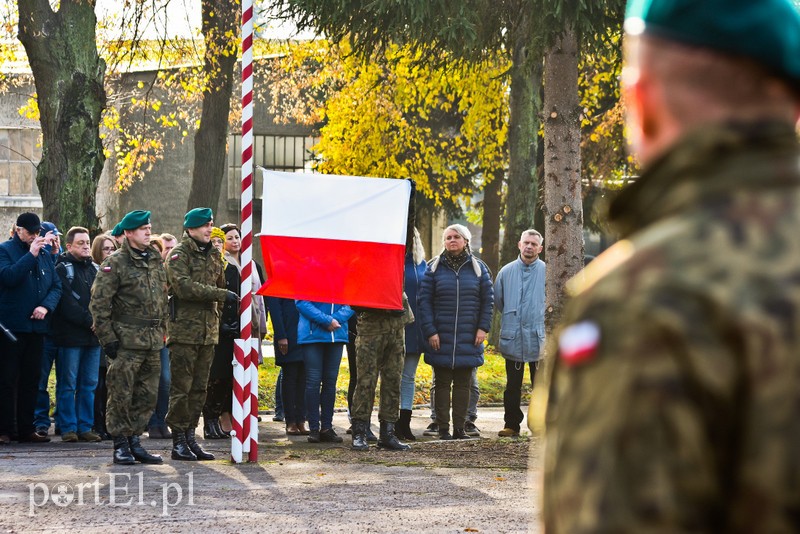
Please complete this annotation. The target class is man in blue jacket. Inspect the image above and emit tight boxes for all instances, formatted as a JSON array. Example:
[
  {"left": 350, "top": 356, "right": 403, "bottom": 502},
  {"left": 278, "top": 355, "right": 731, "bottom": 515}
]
[
  {"left": 494, "top": 229, "right": 545, "bottom": 437},
  {"left": 0, "top": 212, "right": 62, "bottom": 444}
]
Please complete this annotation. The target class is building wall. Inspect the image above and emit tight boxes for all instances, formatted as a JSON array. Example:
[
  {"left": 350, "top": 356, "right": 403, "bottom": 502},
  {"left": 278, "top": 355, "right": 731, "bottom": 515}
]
[
  {"left": 1, "top": 69, "right": 447, "bottom": 267},
  {"left": 0, "top": 80, "right": 42, "bottom": 233},
  {"left": 100, "top": 69, "right": 317, "bottom": 265}
]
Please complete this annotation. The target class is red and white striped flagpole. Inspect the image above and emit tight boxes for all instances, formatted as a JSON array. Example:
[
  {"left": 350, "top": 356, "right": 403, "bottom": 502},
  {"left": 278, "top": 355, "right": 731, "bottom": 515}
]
[{"left": 233, "top": 0, "right": 258, "bottom": 463}]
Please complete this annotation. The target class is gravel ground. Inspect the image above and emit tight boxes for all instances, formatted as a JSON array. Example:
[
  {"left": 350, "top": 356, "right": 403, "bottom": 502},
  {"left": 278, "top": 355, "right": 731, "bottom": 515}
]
[{"left": 0, "top": 408, "right": 542, "bottom": 533}]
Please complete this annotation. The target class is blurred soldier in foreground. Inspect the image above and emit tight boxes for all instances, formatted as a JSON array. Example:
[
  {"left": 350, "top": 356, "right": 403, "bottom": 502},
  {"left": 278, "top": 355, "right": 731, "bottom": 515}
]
[
  {"left": 91, "top": 211, "right": 168, "bottom": 465},
  {"left": 544, "top": 0, "right": 800, "bottom": 531}
]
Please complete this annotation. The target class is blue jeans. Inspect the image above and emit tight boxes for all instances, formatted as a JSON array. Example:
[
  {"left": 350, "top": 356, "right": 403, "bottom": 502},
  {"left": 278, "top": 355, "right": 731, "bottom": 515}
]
[
  {"left": 148, "top": 346, "right": 171, "bottom": 429},
  {"left": 400, "top": 353, "right": 421, "bottom": 410},
  {"left": 55, "top": 346, "right": 101, "bottom": 433},
  {"left": 302, "top": 343, "right": 343, "bottom": 431},
  {"left": 33, "top": 337, "right": 59, "bottom": 430}
]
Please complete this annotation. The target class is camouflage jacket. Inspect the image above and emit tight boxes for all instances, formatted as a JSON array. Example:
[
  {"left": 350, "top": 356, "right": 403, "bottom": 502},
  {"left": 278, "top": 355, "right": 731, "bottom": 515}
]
[
  {"left": 544, "top": 122, "right": 800, "bottom": 532},
  {"left": 90, "top": 239, "right": 168, "bottom": 351},
  {"left": 165, "top": 234, "right": 227, "bottom": 345},
  {"left": 356, "top": 293, "right": 415, "bottom": 336}
]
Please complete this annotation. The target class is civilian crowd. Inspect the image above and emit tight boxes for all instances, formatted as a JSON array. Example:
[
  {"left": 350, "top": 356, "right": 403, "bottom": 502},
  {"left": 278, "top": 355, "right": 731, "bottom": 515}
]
[{"left": 0, "top": 209, "right": 545, "bottom": 463}]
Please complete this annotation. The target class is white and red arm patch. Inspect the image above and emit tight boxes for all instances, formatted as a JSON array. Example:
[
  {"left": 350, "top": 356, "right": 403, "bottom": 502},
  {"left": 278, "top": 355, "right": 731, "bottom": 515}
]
[{"left": 558, "top": 321, "right": 601, "bottom": 367}]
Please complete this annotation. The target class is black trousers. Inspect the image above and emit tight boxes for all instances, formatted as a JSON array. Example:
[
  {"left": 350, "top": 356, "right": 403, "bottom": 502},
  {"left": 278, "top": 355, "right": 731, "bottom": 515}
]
[
  {"left": 346, "top": 338, "right": 357, "bottom": 415},
  {"left": 203, "top": 337, "right": 234, "bottom": 419},
  {"left": 280, "top": 361, "right": 306, "bottom": 425},
  {"left": 432, "top": 366, "right": 473, "bottom": 430},
  {"left": 93, "top": 363, "right": 108, "bottom": 433},
  {"left": 0, "top": 332, "right": 44, "bottom": 437},
  {"left": 503, "top": 360, "right": 537, "bottom": 431}
]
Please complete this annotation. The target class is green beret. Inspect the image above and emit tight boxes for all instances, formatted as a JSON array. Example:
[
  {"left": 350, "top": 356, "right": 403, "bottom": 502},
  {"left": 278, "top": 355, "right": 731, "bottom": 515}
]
[
  {"left": 184, "top": 207, "right": 213, "bottom": 229},
  {"left": 118, "top": 210, "right": 151, "bottom": 232},
  {"left": 625, "top": 0, "right": 800, "bottom": 87},
  {"left": 110, "top": 223, "right": 123, "bottom": 237}
]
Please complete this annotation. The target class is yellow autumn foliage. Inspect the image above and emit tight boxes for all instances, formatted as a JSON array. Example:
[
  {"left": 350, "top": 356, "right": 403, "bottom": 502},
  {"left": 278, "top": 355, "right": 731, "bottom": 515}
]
[{"left": 266, "top": 39, "right": 510, "bottom": 209}]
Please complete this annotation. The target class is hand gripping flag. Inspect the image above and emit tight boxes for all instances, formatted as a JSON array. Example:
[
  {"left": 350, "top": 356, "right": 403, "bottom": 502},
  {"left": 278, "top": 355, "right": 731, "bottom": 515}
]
[{"left": 256, "top": 169, "right": 411, "bottom": 310}]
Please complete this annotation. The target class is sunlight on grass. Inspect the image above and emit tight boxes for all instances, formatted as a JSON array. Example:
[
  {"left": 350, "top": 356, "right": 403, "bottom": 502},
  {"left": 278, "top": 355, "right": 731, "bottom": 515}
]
[{"left": 257, "top": 345, "right": 533, "bottom": 412}]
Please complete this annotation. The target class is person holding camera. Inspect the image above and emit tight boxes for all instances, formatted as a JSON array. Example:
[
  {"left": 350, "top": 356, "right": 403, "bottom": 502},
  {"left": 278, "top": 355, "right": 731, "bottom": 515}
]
[{"left": 0, "top": 212, "right": 62, "bottom": 445}]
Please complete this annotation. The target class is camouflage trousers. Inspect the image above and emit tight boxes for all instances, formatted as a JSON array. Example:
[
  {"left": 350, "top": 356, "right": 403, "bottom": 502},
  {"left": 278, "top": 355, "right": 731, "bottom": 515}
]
[
  {"left": 166, "top": 343, "right": 214, "bottom": 431},
  {"left": 106, "top": 348, "right": 160, "bottom": 437},
  {"left": 351, "top": 329, "right": 404, "bottom": 423}
]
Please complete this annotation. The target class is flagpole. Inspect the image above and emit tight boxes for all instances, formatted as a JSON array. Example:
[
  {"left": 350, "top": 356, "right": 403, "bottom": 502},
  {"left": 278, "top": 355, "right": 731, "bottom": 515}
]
[{"left": 233, "top": 0, "right": 257, "bottom": 463}]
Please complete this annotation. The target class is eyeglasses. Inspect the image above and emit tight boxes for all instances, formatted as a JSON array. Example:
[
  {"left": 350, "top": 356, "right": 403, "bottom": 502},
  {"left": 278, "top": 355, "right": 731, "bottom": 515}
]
[{"left": 102, "top": 246, "right": 115, "bottom": 252}]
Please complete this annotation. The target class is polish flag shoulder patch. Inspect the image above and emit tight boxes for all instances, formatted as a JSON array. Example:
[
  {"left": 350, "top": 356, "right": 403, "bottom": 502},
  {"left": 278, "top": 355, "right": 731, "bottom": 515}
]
[
  {"left": 170, "top": 254, "right": 180, "bottom": 261},
  {"left": 558, "top": 321, "right": 601, "bottom": 367},
  {"left": 101, "top": 266, "right": 112, "bottom": 272}
]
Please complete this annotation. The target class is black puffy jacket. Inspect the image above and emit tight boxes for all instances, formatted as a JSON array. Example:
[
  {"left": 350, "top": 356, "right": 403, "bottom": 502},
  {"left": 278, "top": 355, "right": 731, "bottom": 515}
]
[{"left": 51, "top": 254, "right": 99, "bottom": 347}]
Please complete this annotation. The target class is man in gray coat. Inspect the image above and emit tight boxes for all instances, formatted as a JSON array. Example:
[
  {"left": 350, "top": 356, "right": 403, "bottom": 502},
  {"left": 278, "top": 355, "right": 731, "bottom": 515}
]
[{"left": 494, "top": 229, "right": 545, "bottom": 437}]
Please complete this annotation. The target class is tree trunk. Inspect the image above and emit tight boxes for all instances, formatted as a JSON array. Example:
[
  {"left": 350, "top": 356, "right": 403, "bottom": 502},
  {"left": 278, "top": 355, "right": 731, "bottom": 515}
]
[
  {"left": 186, "top": 0, "right": 240, "bottom": 211},
  {"left": 481, "top": 168, "right": 503, "bottom": 278},
  {"left": 542, "top": 28, "right": 584, "bottom": 334},
  {"left": 500, "top": 31, "right": 543, "bottom": 268},
  {"left": 17, "top": 0, "right": 106, "bottom": 232}
]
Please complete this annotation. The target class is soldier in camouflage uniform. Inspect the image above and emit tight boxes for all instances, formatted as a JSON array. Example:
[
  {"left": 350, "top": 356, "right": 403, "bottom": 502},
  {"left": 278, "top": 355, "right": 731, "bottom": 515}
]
[
  {"left": 90, "top": 210, "right": 168, "bottom": 465},
  {"left": 350, "top": 294, "right": 414, "bottom": 451},
  {"left": 543, "top": 0, "right": 800, "bottom": 531},
  {"left": 165, "top": 208, "right": 237, "bottom": 461}
]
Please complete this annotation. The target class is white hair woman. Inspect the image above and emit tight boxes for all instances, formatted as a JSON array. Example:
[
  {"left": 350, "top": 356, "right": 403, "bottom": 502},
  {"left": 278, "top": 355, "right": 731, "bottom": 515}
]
[{"left": 417, "top": 224, "right": 494, "bottom": 439}]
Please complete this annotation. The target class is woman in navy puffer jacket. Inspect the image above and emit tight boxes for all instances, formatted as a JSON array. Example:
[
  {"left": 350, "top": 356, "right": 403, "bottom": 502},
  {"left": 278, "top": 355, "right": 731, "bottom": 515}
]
[{"left": 418, "top": 224, "right": 493, "bottom": 440}]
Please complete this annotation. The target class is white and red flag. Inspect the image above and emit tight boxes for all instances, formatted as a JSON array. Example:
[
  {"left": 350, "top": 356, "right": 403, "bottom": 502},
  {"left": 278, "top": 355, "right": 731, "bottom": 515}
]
[{"left": 256, "top": 169, "right": 411, "bottom": 310}]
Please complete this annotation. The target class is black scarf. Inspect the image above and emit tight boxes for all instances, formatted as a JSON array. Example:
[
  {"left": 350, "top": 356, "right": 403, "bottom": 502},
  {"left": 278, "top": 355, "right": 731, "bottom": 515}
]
[{"left": 442, "top": 249, "right": 469, "bottom": 272}]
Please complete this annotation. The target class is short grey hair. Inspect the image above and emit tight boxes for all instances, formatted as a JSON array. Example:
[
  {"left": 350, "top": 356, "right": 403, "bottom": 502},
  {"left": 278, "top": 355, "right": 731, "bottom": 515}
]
[{"left": 520, "top": 229, "right": 542, "bottom": 242}]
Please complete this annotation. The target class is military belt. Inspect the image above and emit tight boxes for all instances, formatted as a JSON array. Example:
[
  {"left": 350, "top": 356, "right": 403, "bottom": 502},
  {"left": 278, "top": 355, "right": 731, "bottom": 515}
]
[
  {"left": 114, "top": 314, "right": 164, "bottom": 328},
  {"left": 175, "top": 300, "right": 216, "bottom": 310}
]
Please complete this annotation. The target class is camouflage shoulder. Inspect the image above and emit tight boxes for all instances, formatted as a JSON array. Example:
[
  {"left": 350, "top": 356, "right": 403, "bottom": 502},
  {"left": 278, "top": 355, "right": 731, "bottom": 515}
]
[
  {"left": 166, "top": 243, "right": 189, "bottom": 264},
  {"left": 568, "top": 216, "right": 693, "bottom": 299},
  {"left": 96, "top": 253, "right": 122, "bottom": 275}
]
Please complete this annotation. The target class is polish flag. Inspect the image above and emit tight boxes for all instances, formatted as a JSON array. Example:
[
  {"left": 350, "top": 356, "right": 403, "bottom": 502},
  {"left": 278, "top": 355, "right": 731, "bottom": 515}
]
[
  {"left": 256, "top": 169, "right": 411, "bottom": 310},
  {"left": 558, "top": 321, "right": 601, "bottom": 367}
]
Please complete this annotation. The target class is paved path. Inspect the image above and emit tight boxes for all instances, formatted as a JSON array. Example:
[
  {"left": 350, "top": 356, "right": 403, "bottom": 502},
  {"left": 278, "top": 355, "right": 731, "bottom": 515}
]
[{"left": 0, "top": 408, "right": 541, "bottom": 533}]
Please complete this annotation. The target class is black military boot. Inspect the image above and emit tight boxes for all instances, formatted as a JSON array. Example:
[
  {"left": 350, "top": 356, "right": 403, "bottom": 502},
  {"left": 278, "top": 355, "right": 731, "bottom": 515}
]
[
  {"left": 351, "top": 420, "right": 369, "bottom": 451},
  {"left": 452, "top": 427, "right": 472, "bottom": 440},
  {"left": 171, "top": 431, "right": 198, "bottom": 461},
  {"left": 128, "top": 435, "right": 163, "bottom": 464},
  {"left": 185, "top": 428, "right": 215, "bottom": 461},
  {"left": 377, "top": 421, "right": 410, "bottom": 451},
  {"left": 112, "top": 436, "right": 136, "bottom": 465},
  {"left": 203, "top": 418, "right": 222, "bottom": 439},
  {"left": 397, "top": 409, "right": 417, "bottom": 441},
  {"left": 366, "top": 419, "right": 378, "bottom": 443}
]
